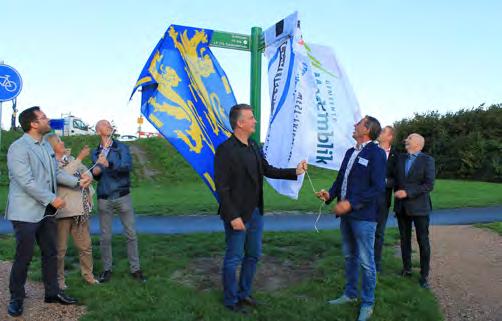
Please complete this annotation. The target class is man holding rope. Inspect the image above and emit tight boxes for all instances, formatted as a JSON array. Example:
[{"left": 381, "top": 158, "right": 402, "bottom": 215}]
[
  {"left": 317, "top": 115, "right": 386, "bottom": 321},
  {"left": 91, "top": 120, "right": 146, "bottom": 284},
  {"left": 6, "top": 106, "right": 91, "bottom": 317},
  {"left": 214, "top": 104, "right": 307, "bottom": 313}
]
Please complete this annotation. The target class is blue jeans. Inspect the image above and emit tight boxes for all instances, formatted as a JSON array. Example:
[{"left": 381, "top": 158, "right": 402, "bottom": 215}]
[
  {"left": 222, "top": 208, "right": 263, "bottom": 307},
  {"left": 340, "top": 217, "right": 377, "bottom": 307}
]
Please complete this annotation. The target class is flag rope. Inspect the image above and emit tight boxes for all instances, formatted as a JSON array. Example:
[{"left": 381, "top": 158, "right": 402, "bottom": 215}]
[{"left": 305, "top": 170, "right": 326, "bottom": 232}]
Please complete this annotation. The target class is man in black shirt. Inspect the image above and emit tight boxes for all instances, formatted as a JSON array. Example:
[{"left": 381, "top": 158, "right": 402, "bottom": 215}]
[
  {"left": 374, "top": 125, "right": 398, "bottom": 272},
  {"left": 214, "top": 104, "right": 307, "bottom": 312}
]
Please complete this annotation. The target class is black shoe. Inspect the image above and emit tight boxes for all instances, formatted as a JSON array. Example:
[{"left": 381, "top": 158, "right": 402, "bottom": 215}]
[
  {"left": 239, "top": 296, "right": 258, "bottom": 307},
  {"left": 225, "top": 303, "right": 248, "bottom": 314},
  {"left": 99, "top": 270, "right": 112, "bottom": 283},
  {"left": 44, "top": 291, "right": 78, "bottom": 305},
  {"left": 7, "top": 299, "right": 23, "bottom": 317},
  {"left": 401, "top": 269, "right": 412, "bottom": 277},
  {"left": 419, "top": 278, "right": 430, "bottom": 289},
  {"left": 131, "top": 270, "right": 147, "bottom": 283}
]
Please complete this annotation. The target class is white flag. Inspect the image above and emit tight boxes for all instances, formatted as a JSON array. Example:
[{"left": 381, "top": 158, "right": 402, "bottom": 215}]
[
  {"left": 262, "top": 12, "right": 316, "bottom": 199},
  {"left": 263, "top": 12, "right": 362, "bottom": 199},
  {"left": 305, "top": 43, "right": 362, "bottom": 169}
]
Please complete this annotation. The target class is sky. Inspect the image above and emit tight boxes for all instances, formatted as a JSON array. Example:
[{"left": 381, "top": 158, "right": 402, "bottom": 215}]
[{"left": 1, "top": 0, "right": 501, "bottom": 140}]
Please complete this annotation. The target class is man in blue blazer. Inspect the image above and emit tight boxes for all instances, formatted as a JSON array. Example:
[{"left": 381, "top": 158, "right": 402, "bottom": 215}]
[
  {"left": 317, "top": 116, "right": 386, "bottom": 321},
  {"left": 394, "top": 133, "right": 435, "bottom": 289},
  {"left": 5, "top": 107, "right": 92, "bottom": 317}
]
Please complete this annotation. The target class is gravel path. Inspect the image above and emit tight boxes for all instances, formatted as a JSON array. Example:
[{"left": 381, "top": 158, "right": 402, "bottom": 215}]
[
  {"left": 0, "top": 261, "right": 86, "bottom": 321},
  {"left": 429, "top": 225, "right": 502, "bottom": 321}
]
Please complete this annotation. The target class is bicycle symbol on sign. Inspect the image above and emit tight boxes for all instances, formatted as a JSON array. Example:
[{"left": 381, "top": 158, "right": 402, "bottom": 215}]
[{"left": 0, "top": 74, "right": 18, "bottom": 92}]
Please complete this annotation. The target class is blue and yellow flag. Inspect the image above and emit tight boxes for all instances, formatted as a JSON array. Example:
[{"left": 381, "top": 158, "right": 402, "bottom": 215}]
[{"left": 131, "top": 25, "right": 236, "bottom": 198}]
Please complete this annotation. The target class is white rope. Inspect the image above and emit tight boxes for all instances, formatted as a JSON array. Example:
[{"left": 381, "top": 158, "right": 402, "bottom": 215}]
[
  {"left": 305, "top": 169, "right": 326, "bottom": 233},
  {"left": 305, "top": 169, "right": 316, "bottom": 193},
  {"left": 83, "top": 129, "right": 116, "bottom": 176},
  {"left": 314, "top": 201, "right": 326, "bottom": 233}
]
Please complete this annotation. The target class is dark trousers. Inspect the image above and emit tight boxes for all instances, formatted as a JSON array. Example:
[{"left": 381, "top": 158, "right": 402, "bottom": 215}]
[
  {"left": 396, "top": 212, "right": 430, "bottom": 279},
  {"left": 374, "top": 193, "right": 389, "bottom": 272},
  {"left": 9, "top": 217, "right": 60, "bottom": 300}
]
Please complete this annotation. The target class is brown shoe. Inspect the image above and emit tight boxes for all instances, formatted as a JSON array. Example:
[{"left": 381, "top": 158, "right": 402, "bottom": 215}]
[
  {"left": 239, "top": 296, "right": 259, "bottom": 307},
  {"left": 131, "top": 270, "right": 147, "bottom": 283}
]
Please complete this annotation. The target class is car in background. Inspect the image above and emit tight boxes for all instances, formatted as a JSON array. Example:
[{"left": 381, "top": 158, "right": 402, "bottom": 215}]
[{"left": 118, "top": 134, "right": 138, "bottom": 142}]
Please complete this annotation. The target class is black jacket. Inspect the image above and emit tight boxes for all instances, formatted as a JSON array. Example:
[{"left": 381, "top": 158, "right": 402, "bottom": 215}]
[
  {"left": 393, "top": 152, "right": 435, "bottom": 216},
  {"left": 384, "top": 146, "right": 398, "bottom": 208},
  {"left": 214, "top": 135, "right": 297, "bottom": 223}
]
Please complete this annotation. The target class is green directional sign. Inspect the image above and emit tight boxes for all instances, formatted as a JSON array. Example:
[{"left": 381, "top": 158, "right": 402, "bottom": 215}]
[
  {"left": 211, "top": 31, "right": 251, "bottom": 51},
  {"left": 209, "top": 28, "right": 263, "bottom": 142}
]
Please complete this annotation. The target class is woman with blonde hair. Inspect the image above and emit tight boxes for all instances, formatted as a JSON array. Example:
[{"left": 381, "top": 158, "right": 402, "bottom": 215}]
[{"left": 46, "top": 133, "right": 99, "bottom": 288}]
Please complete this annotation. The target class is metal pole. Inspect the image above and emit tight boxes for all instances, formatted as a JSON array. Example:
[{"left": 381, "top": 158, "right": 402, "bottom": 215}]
[{"left": 250, "top": 27, "right": 262, "bottom": 142}]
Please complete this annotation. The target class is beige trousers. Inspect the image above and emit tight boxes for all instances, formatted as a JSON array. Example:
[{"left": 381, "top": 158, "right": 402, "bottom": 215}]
[{"left": 56, "top": 217, "right": 95, "bottom": 286}]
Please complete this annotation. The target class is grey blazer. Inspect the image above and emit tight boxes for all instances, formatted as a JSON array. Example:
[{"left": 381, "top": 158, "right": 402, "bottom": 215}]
[{"left": 5, "top": 134, "right": 79, "bottom": 223}]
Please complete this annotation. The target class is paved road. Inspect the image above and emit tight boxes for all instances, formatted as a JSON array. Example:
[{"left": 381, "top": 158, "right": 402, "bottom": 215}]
[{"left": 1, "top": 206, "right": 501, "bottom": 235}]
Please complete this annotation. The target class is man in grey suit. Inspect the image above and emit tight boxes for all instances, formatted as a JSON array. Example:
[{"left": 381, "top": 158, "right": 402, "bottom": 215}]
[
  {"left": 6, "top": 106, "right": 92, "bottom": 317},
  {"left": 394, "top": 133, "right": 435, "bottom": 289}
]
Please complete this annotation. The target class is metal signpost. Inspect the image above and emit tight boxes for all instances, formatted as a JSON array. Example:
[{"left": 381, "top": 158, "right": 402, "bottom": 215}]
[
  {"left": 209, "top": 28, "right": 264, "bottom": 142},
  {"left": 0, "top": 62, "right": 23, "bottom": 151}
]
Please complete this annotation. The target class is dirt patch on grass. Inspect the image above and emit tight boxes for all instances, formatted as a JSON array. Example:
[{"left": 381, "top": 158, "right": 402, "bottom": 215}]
[
  {"left": 0, "top": 261, "right": 86, "bottom": 321},
  {"left": 130, "top": 144, "right": 159, "bottom": 180},
  {"left": 171, "top": 255, "right": 315, "bottom": 292}
]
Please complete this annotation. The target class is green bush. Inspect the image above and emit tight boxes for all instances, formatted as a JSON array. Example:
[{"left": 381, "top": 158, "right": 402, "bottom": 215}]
[{"left": 393, "top": 104, "right": 502, "bottom": 182}]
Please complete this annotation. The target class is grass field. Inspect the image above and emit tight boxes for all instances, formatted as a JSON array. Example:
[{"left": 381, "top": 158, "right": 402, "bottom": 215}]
[
  {"left": 1, "top": 175, "right": 501, "bottom": 216},
  {"left": 475, "top": 222, "right": 502, "bottom": 235},
  {"left": 1, "top": 130, "right": 500, "bottom": 215},
  {"left": 1, "top": 178, "right": 501, "bottom": 215},
  {"left": 0, "top": 229, "right": 443, "bottom": 321}
]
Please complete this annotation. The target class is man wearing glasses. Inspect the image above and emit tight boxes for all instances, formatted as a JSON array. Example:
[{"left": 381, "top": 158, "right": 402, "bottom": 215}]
[{"left": 5, "top": 106, "right": 92, "bottom": 317}]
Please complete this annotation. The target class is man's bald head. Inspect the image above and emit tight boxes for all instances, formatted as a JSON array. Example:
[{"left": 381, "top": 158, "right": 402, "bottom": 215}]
[
  {"left": 95, "top": 120, "right": 113, "bottom": 137},
  {"left": 404, "top": 133, "right": 425, "bottom": 154}
]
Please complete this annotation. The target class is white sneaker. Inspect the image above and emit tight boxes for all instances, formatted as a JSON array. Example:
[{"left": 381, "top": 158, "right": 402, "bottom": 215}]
[
  {"left": 328, "top": 294, "right": 357, "bottom": 305},
  {"left": 357, "top": 305, "right": 374, "bottom": 321},
  {"left": 87, "top": 279, "right": 100, "bottom": 285}
]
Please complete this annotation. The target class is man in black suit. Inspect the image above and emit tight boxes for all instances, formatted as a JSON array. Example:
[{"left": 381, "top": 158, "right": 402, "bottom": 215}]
[
  {"left": 214, "top": 103, "right": 307, "bottom": 313},
  {"left": 374, "top": 126, "right": 398, "bottom": 272},
  {"left": 394, "top": 133, "right": 435, "bottom": 288}
]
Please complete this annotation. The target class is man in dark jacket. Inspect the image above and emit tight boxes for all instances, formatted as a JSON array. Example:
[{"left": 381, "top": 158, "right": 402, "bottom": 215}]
[
  {"left": 317, "top": 116, "right": 386, "bottom": 321},
  {"left": 214, "top": 104, "right": 306, "bottom": 313},
  {"left": 374, "top": 126, "right": 398, "bottom": 272},
  {"left": 92, "top": 120, "right": 145, "bottom": 283},
  {"left": 394, "top": 133, "right": 435, "bottom": 289}
]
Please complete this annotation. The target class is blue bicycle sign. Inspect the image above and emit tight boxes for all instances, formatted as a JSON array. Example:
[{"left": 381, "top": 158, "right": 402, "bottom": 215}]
[{"left": 0, "top": 64, "right": 23, "bottom": 102}]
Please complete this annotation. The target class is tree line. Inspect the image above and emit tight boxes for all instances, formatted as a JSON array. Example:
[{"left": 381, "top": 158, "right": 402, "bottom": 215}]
[{"left": 393, "top": 103, "right": 502, "bottom": 182}]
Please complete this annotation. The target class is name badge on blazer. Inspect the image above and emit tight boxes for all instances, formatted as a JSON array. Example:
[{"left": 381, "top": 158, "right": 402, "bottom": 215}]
[{"left": 358, "top": 157, "right": 369, "bottom": 167}]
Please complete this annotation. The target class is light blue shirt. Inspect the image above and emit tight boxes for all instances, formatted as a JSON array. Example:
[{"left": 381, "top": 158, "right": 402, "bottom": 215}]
[
  {"left": 341, "top": 141, "right": 370, "bottom": 200},
  {"left": 405, "top": 151, "right": 421, "bottom": 176}
]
